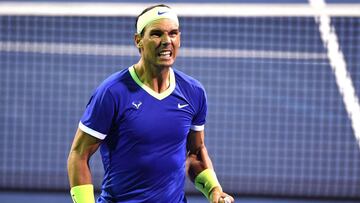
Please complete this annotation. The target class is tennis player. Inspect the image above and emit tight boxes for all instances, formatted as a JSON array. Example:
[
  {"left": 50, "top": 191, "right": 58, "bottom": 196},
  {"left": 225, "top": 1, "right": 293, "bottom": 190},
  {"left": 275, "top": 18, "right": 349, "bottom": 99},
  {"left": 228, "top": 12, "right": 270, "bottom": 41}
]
[{"left": 67, "top": 4, "right": 234, "bottom": 203}]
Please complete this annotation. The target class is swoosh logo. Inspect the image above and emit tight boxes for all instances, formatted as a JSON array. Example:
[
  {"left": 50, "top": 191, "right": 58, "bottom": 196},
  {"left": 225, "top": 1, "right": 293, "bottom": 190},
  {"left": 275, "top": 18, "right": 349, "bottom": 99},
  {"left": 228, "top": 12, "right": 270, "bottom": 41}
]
[
  {"left": 158, "top": 11, "right": 168, "bottom": 15},
  {"left": 178, "top": 103, "right": 189, "bottom": 109}
]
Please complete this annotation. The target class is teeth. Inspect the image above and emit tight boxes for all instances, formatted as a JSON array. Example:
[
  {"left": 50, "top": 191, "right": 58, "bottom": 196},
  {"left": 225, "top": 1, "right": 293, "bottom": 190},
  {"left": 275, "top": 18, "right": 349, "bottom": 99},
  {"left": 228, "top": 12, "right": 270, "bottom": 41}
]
[{"left": 159, "top": 51, "right": 171, "bottom": 56}]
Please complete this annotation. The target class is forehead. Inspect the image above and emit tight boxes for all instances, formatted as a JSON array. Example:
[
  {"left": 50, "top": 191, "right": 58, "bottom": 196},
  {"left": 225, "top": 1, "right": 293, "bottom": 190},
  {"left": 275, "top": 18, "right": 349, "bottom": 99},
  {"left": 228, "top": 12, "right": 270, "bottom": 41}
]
[{"left": 144, "top": 18, "right": 179, "bottom": 32}]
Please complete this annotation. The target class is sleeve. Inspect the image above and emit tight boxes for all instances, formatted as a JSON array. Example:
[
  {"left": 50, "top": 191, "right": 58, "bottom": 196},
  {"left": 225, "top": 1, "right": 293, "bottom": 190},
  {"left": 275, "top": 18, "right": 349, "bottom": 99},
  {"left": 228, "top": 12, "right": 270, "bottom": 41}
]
[
  {"left": 191, "top": 85, "right": 207, "bottom": 131},
  {"left": 79, "top": 86, "right": 116, "bottom": 140}
]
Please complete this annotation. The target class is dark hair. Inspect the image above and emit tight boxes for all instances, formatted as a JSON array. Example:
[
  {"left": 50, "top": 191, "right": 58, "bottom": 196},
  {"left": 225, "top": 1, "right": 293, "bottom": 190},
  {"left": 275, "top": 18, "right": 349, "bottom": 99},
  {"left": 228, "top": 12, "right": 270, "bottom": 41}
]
[{"left": 135, "top": 4, "right": 171, "bottom": 36}]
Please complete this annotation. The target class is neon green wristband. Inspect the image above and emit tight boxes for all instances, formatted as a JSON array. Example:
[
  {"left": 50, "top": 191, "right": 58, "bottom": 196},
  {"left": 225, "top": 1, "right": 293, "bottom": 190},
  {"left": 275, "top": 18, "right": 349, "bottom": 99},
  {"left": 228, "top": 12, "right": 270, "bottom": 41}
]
[
  {"left": 70, "top": 184, "right": 95, "bottom": 203},
  {"left": 194, "top": 169, "right": 221, "bottom": 200}
]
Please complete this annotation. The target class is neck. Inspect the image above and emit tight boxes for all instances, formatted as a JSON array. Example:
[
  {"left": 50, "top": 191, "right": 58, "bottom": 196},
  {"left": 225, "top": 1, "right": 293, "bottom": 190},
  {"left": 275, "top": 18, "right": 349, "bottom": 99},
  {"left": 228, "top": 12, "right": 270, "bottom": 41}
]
[{"left": 134, "top": 61, "right": 171, "bottom": 93}]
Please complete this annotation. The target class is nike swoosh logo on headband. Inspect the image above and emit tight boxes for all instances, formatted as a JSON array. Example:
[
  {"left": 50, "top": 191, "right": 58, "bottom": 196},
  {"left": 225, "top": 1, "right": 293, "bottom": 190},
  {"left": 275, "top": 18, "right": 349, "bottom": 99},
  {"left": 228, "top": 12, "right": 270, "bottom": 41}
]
[{"left": 158, "top": 11, "right": 168, "bottom": 15}]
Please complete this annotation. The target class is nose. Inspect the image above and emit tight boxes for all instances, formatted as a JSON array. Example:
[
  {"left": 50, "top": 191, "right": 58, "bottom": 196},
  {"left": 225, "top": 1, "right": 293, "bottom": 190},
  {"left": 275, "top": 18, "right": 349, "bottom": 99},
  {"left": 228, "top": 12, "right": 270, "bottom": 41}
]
[{"left": 161, "top": 34, "right": 171, "bottom": 46}]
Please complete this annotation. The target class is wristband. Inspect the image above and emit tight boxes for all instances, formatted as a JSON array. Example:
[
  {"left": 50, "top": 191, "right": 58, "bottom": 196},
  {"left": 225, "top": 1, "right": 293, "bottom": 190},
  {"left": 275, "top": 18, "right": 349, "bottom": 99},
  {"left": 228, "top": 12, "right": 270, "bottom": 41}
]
[
  {"left": 70, "top": 184, "right": 95, "bottom": 203},
  {"left": 194, "top": 169, "right": 221, "bottom": 200}
]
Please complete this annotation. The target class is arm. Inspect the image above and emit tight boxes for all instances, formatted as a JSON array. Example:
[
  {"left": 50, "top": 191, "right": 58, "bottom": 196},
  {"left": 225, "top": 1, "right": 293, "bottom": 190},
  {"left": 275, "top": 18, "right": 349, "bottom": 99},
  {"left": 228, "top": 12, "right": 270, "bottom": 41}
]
[
  {"left": 186, "top": 130, "right": 234, "bottom": 203},
  {"left": 67, "top": 128, "right": 102, "bottom": 202},
  {"left": 186, "top": 130, "right": 213, "bottom": 181}
]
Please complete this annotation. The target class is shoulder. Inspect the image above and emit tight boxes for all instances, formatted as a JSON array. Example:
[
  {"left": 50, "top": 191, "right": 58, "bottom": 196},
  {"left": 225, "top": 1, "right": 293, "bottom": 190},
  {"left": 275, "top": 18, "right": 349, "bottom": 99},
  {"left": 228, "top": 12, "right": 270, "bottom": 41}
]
[
  {"left": 173, "top": 68, "right": 206, "bottom": 94},
  {"left": 95, "top": 67, "right": 132, "bottom": 96}
]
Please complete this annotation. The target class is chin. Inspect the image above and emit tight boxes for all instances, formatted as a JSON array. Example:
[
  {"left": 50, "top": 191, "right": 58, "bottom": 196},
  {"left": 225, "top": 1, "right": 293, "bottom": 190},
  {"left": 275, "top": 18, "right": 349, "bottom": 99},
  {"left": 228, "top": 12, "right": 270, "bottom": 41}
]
[{"left": 157, "top": 60, "right": 175, "bottom": 68}]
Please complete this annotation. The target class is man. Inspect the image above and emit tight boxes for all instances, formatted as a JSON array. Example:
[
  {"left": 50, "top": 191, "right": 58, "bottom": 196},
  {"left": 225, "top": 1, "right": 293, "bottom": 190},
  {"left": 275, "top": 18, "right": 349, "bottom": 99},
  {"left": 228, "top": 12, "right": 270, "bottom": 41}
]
[{"left": 67, "top": 4, "right": 234, "bottom": 203}]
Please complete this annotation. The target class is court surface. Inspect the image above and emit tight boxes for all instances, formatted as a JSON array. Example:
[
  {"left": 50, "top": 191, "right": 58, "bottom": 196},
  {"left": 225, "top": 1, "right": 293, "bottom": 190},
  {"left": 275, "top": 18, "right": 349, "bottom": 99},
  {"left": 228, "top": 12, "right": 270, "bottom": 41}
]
[{"left": 0, "top": 192, "right": 359, "bottom": 203}]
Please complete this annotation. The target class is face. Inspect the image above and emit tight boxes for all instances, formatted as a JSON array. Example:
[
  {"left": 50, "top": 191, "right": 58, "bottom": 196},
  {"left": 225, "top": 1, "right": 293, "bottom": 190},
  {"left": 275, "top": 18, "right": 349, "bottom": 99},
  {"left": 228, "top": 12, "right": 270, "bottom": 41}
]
[{"left": 136, "top": 18, "right": 181, "bottom": 68}]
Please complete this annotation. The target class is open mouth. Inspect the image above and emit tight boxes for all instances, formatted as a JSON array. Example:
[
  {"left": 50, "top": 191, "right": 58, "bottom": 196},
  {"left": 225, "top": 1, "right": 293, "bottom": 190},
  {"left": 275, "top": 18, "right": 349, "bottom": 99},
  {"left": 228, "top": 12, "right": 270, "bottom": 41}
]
[{"left": 158, "top": 50, "right": 172, "bottom": 58}]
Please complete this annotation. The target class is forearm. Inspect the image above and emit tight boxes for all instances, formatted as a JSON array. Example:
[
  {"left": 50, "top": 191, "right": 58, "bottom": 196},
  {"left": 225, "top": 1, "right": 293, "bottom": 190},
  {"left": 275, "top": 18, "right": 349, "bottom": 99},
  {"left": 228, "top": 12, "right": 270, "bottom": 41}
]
[
  {"left": 186, "top": 130, "right": 233, "bottom": 202},
  {"left": 67, "top": 151, "right": 93, "bottom": 187},
  {"left": 187, "top": 145, "right": 223, "bottom": 202},
  {"left": 67, "top": 127, "right": 100, "bottom": 203},
  {"left": 67, "top": 129, "right": 101, "bottom": 203},
  {"left": 187, "top": 145, "right": 214, "bottom": 182}
]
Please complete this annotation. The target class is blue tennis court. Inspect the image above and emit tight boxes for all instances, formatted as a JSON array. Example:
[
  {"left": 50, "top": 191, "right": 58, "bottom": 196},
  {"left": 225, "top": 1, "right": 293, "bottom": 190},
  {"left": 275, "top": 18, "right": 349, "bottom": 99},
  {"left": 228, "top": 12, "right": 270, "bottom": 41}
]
[{"left": 0, "top": 192, "right": 359, "bottom": 203}]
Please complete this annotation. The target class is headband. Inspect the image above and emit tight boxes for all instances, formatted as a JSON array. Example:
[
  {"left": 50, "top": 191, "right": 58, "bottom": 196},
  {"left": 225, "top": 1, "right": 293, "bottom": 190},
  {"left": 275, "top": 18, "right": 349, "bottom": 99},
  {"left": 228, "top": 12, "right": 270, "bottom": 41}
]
[{"left": 137, "top": 6, "right": 179, "bottom": 34}]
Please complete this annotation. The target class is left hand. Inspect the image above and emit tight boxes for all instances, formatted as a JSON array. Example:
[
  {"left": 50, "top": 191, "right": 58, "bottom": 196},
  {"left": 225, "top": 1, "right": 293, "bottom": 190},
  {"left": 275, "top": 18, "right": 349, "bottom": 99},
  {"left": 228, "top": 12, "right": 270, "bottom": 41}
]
[{"left": 209, "top": 186, "right": 235, "bottom": 203}]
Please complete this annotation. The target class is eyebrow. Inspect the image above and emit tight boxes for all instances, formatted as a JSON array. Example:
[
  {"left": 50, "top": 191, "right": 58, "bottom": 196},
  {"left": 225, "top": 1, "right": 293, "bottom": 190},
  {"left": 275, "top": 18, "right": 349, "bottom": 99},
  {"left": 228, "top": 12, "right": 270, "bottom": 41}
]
[{"left": 149, "top": 28, "right": 179, "bottom": 33}]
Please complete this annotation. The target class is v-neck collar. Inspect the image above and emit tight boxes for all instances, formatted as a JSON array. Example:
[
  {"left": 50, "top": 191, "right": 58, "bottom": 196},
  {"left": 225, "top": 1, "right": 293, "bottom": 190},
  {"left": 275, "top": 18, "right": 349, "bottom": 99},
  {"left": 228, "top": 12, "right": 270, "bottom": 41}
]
[{"left": 129, "top": 65, "right": 176, "bottom": 100}]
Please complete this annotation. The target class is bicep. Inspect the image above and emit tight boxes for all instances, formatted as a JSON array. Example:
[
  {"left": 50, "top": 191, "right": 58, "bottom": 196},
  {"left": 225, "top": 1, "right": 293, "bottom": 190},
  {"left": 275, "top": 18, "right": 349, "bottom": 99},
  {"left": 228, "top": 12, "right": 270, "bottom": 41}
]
[
  {"left": 187, "top": 130, "right": 205, "bottom": 154},
  {"left": 69, "top": 128, "right": 102, "bottom": 160}
]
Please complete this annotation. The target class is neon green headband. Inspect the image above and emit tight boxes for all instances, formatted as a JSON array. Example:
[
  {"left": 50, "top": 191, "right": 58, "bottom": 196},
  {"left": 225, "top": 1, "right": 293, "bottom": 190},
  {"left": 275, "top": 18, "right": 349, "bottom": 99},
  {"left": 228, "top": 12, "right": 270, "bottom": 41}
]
[{"left": 137, "top": 6, "right": 179, "bottom": 34}]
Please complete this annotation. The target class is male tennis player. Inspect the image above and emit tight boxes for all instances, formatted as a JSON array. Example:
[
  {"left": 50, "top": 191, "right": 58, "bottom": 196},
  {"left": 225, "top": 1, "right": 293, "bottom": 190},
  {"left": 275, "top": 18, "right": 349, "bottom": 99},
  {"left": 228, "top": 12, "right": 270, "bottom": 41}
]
[{"left": 67, "top": 4, "right": 234, "bottom": 203}]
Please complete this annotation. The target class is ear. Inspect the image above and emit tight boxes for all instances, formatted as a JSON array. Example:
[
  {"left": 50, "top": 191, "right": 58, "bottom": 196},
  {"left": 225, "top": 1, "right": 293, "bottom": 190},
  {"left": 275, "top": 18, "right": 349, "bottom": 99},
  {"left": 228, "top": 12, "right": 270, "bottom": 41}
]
[
  {"left": 134, "top": 34, "right": 143, "bottom": 48},
  {"left": 137, "top": 41, "right": 143, "bottom": 48}
]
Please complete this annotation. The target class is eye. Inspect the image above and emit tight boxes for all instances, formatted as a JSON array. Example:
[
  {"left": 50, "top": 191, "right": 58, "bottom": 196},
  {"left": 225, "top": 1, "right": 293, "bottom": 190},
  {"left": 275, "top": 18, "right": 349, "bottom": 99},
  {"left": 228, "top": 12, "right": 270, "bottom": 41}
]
[
  {"left": 169, "top": 30, "right": 179, "bottom": 37},
  {"left": 150, "top": 31, "right": 162, "bottom": 37}
]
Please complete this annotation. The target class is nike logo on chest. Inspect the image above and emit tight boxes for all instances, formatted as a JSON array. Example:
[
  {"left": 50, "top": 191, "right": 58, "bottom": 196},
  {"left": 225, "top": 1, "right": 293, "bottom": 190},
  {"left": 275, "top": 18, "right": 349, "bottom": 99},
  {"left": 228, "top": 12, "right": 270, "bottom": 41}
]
[{"left": 178, "top": 103, "right": 189, "bottom": 109}]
